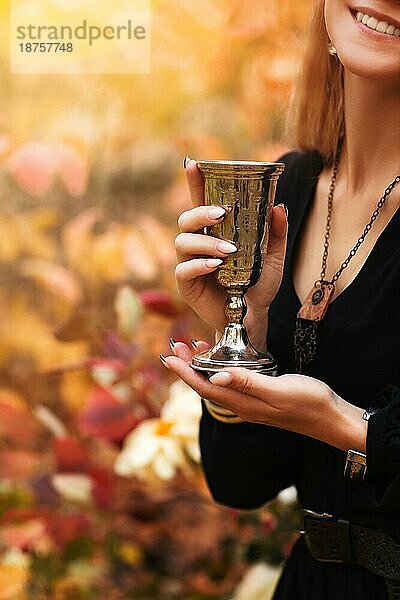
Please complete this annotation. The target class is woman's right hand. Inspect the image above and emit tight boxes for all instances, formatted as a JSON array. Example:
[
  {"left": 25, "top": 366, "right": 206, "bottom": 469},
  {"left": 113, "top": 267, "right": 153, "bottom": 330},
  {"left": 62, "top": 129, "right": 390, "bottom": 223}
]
[{"left": 175, "top": 158, "right": 288, "bottom": 343}]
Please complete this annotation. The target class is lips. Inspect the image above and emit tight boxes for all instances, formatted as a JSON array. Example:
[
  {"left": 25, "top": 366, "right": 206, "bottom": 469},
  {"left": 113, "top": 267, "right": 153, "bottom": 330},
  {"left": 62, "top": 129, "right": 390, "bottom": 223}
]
[{"left": 350, "top": 6, "right": 400, "bottom": 37}]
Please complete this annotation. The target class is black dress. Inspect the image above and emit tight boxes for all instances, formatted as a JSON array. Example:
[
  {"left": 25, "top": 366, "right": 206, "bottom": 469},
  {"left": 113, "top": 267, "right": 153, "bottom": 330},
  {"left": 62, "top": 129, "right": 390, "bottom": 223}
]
[{"left": 199, "top": 151, "right": 400, "bottom": 599}]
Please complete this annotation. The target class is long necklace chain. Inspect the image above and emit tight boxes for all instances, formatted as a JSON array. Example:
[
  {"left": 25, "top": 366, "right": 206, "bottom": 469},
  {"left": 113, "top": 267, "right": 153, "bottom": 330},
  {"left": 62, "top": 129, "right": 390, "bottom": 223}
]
[
  {"left": 294, "top": 144, "right": 400, "bottom": 373},
  {"left": 321, "top": 144, "right": 400, "bottom": 286}
]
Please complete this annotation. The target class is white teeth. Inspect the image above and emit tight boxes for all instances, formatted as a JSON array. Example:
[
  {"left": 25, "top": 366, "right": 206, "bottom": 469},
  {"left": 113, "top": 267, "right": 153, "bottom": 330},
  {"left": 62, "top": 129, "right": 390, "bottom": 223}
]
[
  {"left": 367, "top": 16, "right": 379, "bottom": 28},
  {"left": 376, "top": 21, "right": 388, "bottom": 33},
  {"left": 354, "top": 11, "right": 400, "bottom": 36}
]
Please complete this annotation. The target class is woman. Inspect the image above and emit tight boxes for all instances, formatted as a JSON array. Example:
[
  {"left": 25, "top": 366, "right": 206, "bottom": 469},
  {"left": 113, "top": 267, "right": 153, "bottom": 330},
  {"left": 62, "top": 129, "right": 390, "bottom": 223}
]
[{"left": 161, "top": 1, "right": 400, "bottom": 598}]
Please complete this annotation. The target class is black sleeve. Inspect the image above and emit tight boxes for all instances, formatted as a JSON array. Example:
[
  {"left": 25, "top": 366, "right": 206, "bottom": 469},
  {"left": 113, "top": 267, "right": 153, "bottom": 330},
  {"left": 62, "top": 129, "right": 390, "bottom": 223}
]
[
  {"left": 366, "top": 385, "right": 400, "bottom": 475},
  {"left": 199, "top": 401, "right": 302, "bottom": 510}
]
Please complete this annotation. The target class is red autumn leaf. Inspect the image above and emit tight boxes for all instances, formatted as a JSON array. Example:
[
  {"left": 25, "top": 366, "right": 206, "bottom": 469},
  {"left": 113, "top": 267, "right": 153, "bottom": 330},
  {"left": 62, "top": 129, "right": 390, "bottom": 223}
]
[
  {"left": 101, "top": 330, "right": 137, "bottom": 362},
  {"left": 2, "top": 509, "right": 91, "bottom": 550},
  {"left": 47, "top": 512, "right": 91, "bottom": 548},
  {"left": 138, "top": 289, "right": 181, "bottom": 318},
  {"left": 87, "top": 467, "right": 114, "bottom": 509},
  {"left": 77, "top": 386, "right": 138, "bottom": 443},
  {"left": 53, "top": 437, "right": 89, "bottom": 472},
  {"left": 1, "top": 508, "right": 50, "bottom": 524}
]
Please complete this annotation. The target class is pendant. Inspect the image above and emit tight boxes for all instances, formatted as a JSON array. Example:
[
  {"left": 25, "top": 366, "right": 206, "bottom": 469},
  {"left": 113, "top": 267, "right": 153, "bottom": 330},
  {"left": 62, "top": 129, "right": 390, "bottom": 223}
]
[
  {"left": 294, "top": 281, "right": 335, "bottom": 373},
  {"left": 297, "top": 280, "right": 335, "bottom": 321}
]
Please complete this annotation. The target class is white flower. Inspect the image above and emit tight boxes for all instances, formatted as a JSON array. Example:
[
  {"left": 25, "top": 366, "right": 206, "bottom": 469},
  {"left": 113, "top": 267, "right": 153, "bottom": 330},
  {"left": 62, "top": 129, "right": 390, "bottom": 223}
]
[
  {"left": 114, "top": 418, "right": 187, "bottom": 481},
  {"left": 161, "top": 380, "right": 202, "bottom": 463},
  {"left": 114, "top": 380, "right": 202, "bottom": 482},
  {"left": 232, "top": 563, "right": 282, "bottom": 600},
  {"left": 162, "top": 379, "right": 202, "bottom": 422}
]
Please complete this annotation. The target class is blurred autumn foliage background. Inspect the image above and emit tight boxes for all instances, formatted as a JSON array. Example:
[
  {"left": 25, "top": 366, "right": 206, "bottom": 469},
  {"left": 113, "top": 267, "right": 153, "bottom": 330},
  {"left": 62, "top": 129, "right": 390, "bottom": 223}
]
[{"left": 0, "top": 1, "right": 311, "bottom": 598}]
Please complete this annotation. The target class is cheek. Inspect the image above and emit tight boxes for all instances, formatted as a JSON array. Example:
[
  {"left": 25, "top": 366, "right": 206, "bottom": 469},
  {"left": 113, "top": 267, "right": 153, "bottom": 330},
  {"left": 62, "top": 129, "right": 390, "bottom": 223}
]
[{"left": 324, "top": 0, "right": 349, "bottom": 45}]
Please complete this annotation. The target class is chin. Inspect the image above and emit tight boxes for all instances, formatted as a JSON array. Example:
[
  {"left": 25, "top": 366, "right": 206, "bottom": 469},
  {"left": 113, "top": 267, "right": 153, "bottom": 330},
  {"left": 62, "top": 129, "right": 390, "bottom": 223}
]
[{"left": 338, "top": 47, "right": 400, "bottom": 81}]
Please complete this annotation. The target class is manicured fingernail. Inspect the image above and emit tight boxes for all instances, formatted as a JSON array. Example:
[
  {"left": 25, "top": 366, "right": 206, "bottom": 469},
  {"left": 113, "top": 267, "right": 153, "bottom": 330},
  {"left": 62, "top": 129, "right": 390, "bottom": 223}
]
[
  {"left": 160, "top": 354, "right": 170, "bottom": 369},
  {"left": 205, "top": 258, "right": 223, "bottom": 268},
  {"left": 183, "top": 155, "right": 192, "bottom": 169},
  {"left": 191, "top": 338, "right": 199, "bottom": 348},
  {"left": 169, "top": 338, "right": 176, "bottom": 349},
  {"left": 277, "top": 203, "right": 288, "bottom": 218},
  {"left": 216, "top": 241, "right": 237, "bottom": 254},
  {"left": 207, "top": 207, "right": 226, "bottom": 220},
  {"left": 209, "top": 372, "right": 233, "bottom": 386}
]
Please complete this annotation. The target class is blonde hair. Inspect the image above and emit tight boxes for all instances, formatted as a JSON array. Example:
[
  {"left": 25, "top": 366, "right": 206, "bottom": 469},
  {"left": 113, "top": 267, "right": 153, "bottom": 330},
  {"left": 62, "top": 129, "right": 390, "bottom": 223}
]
[{"left": 288, "top": 1, "right": 344, "bottom": 165}]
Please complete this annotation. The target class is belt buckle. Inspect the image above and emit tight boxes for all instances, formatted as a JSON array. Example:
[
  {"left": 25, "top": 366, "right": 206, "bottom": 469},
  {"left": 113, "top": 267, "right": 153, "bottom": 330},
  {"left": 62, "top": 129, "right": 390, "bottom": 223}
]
[
  {"left": 299, "top": 509, "right": 335, "bottom": 534},
  {"left": 300, "top": 509, "right": 347, "bottom": 564}
]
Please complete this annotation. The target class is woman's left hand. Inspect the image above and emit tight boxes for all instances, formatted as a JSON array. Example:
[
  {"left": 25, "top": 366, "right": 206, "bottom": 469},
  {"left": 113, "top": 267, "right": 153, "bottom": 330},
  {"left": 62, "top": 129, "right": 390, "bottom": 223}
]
[{"left": 162, "top": 341, "right": 367, "bottom": 453}]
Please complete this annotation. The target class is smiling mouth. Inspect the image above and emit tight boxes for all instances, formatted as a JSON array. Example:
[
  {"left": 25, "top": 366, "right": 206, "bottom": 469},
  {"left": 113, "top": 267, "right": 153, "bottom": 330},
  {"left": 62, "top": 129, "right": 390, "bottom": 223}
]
[{"left": 351, "top": 10, "right": 400, "bottom": 36}]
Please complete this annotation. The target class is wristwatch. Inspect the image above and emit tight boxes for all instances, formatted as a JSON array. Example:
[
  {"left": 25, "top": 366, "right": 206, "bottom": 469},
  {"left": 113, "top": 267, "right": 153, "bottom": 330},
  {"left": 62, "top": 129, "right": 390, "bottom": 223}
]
[
  {"left": 344, "top": 405, "right": 379, "bottom": 481},
  {"left": 344, "top": 449, "right": 367, "bottom": 481}
]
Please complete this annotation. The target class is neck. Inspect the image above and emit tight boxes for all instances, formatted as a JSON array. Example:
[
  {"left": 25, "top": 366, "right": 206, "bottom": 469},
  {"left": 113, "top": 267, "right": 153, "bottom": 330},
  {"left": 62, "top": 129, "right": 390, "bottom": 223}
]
[{"left": 341, "top": 72, "right": 400, "bottom": 195}]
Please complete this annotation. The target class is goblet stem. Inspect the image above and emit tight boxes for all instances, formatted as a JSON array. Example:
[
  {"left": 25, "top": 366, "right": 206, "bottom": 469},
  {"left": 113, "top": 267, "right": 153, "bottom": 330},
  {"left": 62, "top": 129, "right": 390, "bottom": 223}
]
[{"left": 225, "top": 287, "right": 247, "bottom": 325}]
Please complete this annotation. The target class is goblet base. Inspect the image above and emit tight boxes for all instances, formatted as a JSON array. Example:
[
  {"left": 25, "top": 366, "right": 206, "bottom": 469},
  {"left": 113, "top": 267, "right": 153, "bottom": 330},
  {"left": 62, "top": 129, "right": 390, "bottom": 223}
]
[{"left": 191, "top": 324, "right": 278, "bottom": 376}]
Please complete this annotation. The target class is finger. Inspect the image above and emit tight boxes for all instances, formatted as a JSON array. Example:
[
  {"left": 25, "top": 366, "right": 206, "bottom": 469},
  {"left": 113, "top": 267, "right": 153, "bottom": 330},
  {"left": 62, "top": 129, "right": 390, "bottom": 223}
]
[
  {"left": 185, "top": 159, "right": 204, "bottom": 206},
  {"left": 170, "top": 339, "right": 211, "bottom": 361},
  {"left": 170, "top": 341, "right": 193, "bottom": 361},
  {"left": 175, "top": 257, "right": 223, "bottom": 285},
  {"left": 191, "top": 339, "right": 210, "bottom": 353},
  {"left": 163, "top": 356, "right": 262, "bottom": 415},
  {"left": 178, "top": 205, "right": 227, "bottom": 233},
  {"left": 208, "top": 367, "right": 282, "bottom": 401},
  {"left": 267, "top": 204, "right": 288, "bottom": 258},
  {"left": 175, "top": 232, "right": 237, "bottom": 260}
]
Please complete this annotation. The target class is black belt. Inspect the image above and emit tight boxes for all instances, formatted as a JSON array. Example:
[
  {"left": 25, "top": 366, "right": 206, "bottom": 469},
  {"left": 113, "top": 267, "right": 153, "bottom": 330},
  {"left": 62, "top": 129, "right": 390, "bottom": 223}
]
[{"left": 300, "top": 509, "right": 400, "bottom": 599}]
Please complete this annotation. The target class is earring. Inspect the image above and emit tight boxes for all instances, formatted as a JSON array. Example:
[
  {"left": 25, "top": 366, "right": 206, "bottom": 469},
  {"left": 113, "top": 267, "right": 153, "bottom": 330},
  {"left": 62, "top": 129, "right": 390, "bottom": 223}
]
[{"left": 328, "top": 42, "right": 337, "bottom": 56}]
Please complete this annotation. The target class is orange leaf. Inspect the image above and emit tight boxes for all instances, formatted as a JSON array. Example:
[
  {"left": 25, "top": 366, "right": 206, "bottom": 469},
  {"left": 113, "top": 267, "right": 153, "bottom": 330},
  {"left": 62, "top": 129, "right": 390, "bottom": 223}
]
[
  {"left": 0, "top": 390, "right": 42, "bottom": 448},
  {"left": 0, "top": 450, "right": 41, "bottom": 480},
  {"left": 0, "top": 564, "right": 28, "bottom": 599},
  {"left": 62, "top": 207, "right": 103, "bottom": 269}
]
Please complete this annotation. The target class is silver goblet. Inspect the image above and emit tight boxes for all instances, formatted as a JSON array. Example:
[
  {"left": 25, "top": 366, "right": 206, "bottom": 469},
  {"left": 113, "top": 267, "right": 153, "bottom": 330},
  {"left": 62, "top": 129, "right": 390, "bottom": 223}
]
[{"left": 191, "top": 159, "right": 285, "bottom": 377}]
